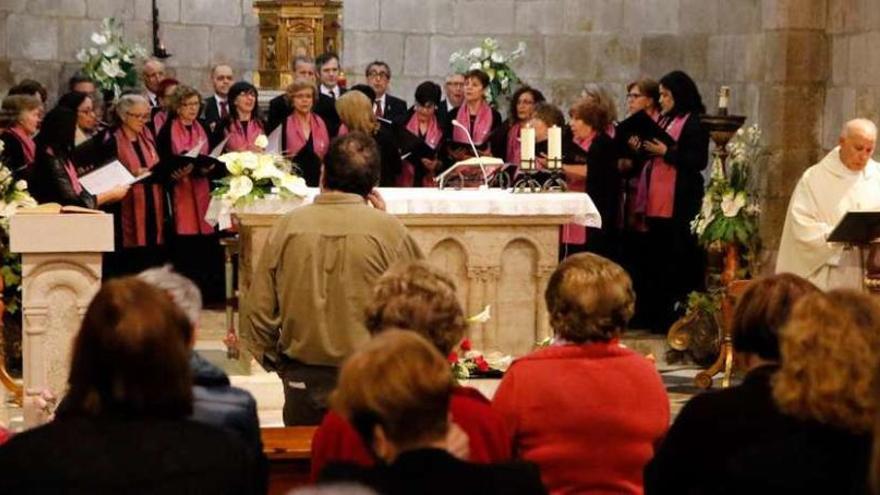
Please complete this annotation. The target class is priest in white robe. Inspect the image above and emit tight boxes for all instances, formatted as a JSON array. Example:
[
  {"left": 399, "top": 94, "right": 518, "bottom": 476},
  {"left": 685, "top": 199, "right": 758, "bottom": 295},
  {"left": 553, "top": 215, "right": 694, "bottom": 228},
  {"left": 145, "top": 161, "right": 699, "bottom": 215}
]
[{"left": 776, "top": 119, "right": 880, "bottom": 290}]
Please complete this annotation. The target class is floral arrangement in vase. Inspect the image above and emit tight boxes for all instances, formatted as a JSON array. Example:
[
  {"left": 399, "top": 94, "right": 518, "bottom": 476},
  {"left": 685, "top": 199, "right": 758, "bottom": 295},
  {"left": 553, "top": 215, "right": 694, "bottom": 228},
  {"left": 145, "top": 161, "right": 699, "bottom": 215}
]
[
  {"left": 449, "top": 38, "right": 526, "bottom": 108},
  {"left": 0, "top": 141, "right": 38, "bottom": 315},
  {"left": 77, "top": 18, "right": 147, "bottom": 99},
  {"left": 448, "top": 306, "right": 512, "bottom": 380},
  {"left": 691, "top": 124, "right": 765, "bottom": 263},
  {"left": 212, "top": 135, "right": 308, "bottom": 208}
]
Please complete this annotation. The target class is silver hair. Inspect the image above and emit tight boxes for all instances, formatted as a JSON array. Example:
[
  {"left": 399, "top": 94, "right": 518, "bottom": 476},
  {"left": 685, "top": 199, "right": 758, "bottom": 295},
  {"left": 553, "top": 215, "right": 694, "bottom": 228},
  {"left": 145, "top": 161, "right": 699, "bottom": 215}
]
[
  {"left": 841, "top": 118, "right": 878, "bottom": 140},
  {"left": 291, "top": 55, "right": 315, "bottom": 71},
  {"left": 137, "top": 265, "right": 202, "bottom": 327},
  {"left": 114, "top": 93, "right": 149, "bottom": 121}
]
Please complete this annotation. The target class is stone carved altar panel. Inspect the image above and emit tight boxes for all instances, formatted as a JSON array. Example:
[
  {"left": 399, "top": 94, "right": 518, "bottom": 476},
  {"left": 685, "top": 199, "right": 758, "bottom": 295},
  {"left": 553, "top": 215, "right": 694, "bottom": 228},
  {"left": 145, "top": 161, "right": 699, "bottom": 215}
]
[
  {"left": 497, "top": 239, "right": 539, "bottom": 356},
  {"left": 428, "top": 238, "right": 470, "bottom": 318}
]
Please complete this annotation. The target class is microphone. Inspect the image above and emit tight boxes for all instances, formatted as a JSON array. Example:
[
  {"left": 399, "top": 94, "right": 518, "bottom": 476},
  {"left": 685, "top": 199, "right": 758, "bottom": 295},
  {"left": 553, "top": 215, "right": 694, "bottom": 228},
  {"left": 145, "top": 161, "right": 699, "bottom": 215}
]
[{"left": 451, "top": 119, "right": 489, "bottom": 189}]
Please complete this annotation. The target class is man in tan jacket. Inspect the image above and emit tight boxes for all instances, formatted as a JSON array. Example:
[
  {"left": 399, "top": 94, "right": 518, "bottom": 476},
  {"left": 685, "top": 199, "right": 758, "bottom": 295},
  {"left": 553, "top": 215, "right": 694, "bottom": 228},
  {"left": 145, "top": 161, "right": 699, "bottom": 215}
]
[{"left": 241, "top": 131, "right": 424, "bottom": 425}]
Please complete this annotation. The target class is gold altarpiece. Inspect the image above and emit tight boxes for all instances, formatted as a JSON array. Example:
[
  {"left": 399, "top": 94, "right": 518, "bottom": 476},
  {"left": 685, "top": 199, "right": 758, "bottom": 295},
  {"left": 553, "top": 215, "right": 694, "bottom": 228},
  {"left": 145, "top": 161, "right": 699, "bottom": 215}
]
[{"left": 253, "top": 0, "right": 343, "bottom": 90}]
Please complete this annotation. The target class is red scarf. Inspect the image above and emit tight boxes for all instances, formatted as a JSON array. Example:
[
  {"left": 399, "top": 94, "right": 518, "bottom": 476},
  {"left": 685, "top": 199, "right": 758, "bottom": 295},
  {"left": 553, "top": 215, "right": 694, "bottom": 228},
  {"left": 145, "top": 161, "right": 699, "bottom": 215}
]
[
  {"left": 453, "top": 101, "right": 493, "bottom": 146},
  {"left": 114, "top": 127, "right": 164, "bottom": 247},
  {"left": 225, "top": 119, "right": 264, "bottom": 152},
  {"left": 6, "top": 125, "right": 36, "bottom": 165},
  {"left": 562, "top": 135, "right": 595, "bottom": 245},
  {"left": 635, "top": 113, "right": 690, "bottom": 219},
  {"left": 169, "top": 119, "right": 212, "bottom": 235},
  {"left": 46, "top": 147, "right": 83, "bottom": 196},
  {"left": 505, "top": 122, "right": 522, "bottom": 165},
  {"left": 399, "top": 112, "right": 443, "bottom": 187},
  {"left": 284, "top": 112, "right": 329, "bottom": 159}
]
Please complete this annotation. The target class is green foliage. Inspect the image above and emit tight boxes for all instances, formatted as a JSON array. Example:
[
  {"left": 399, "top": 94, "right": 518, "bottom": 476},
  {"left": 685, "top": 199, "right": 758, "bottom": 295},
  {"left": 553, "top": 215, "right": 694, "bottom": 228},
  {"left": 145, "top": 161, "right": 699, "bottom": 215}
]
[{"left": 76, "top": 18, "right": 147, "bottom": 98}]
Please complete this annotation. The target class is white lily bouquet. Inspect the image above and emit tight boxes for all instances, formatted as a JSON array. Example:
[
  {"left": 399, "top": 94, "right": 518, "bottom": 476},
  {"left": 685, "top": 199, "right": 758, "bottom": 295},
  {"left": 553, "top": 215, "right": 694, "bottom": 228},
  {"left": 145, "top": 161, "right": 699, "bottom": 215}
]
[
  {"left": 691, "top": 124, "right": 764, "bottom": 249},
  {"left": 449, "top": 38, "right": 526, "bottom": 107},
  {"left": 0, "top": 140, "right": 37, "bottom": 315},
  {"left": 212, "top": 135, "right": 308, "bottom": 208},
  {"left": 77, "top": 18, "right": 147, "bottom": 98}
]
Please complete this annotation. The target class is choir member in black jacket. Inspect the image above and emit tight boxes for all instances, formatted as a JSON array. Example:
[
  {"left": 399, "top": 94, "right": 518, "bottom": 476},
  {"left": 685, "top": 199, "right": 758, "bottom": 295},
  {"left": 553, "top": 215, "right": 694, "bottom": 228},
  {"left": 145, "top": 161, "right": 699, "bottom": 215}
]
[
  {"left": 335, "top": 90, "right": 402, "bottom": 187},
  {"left": 155, "top": 85, "right": 224, "bottom": 304},
  {"left": 279, "top": 79, "right": 330, "bottom": 187},
  {"left": 635, "top": 70, "right": 710, "bottom": 332},
  {"left": 566, "top": 100, "right": 621, "bottom": 260},
  {"left": 366, "top": 61, "right": 408, "bottom": 125},
  {"left": 444, "top": 69, "right": 503, "bottom": 168},
  {"left": 398, "top": 81, "right": 445, "bottom": 187},
  {"left": 314, "top": 52, "right": 346, "bottom": 138},
  {"left": 200, "top": 64, "right": 234, "bottom": 133},
  {"left": 320, "top": 331, "right": 547, "bottom": 495},
  {"left": 213, "top": 81, "right": 265, "bottom": 153},
  {"left": 498, "top": 86, "right": 544, "bottom": 166},
  {"left": 30, "top": 106, "right": 129, "bottom": 209},
  {"left": 437, "top": 73, "right": 466, "bottom": 129},
  {"left": 644, "top": 274, "right": 820, "bottom": 495},
  {"left": 267, "top": 55, "right": 317, "bottom": 133},
  {"left": 0, "top": 94, "right": 42, "bottom": 181},
  {"left": 87, "top": 94, "right": 167, "bottom": 277}
]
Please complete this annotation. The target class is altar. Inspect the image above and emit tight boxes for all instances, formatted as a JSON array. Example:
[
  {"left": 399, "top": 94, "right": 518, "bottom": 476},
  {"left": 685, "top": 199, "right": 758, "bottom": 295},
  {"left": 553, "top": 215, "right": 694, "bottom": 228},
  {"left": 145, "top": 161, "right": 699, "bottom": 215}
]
[{"left": 218, "top": 188, "right": 601, "bottom": 357}]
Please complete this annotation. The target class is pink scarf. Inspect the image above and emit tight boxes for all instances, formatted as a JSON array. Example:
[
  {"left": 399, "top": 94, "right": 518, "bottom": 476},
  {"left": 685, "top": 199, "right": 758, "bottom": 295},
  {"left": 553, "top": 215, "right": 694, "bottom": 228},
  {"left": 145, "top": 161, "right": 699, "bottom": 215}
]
[
  {"left": 170, "top": 118, "right": 212, "bottom": 235},
  {"left": 6, "top": 126, "right": 36, "bottom": 165},
  {"left": 505, "top": 122, "right": 522, "bottom": 165},
  {"left": 399, "top": 112, "right": 443, "bottom": 187},
  {"left": 635, "top": 113, "right": 690, "bottom": 219},
  {"left": 337, "top": 123, "right": 349, "bottom": 137},
  {"left": 152, "top": 110, "right": 168, "bottom": 135},
  {"left": 562, "top": 135, "right": 595, "bottom": 245},
  {"left": 225, "top": 119, "right": 264, "bottom": 152},
  {"left": 284, "top": 113, "right": 329, "bottom": 158},
  {"left": 453, "top": 101, "right": 493, "bottom": 146},
  {"left": 115, "top": 127, "right": 164, "bottom": 247}
]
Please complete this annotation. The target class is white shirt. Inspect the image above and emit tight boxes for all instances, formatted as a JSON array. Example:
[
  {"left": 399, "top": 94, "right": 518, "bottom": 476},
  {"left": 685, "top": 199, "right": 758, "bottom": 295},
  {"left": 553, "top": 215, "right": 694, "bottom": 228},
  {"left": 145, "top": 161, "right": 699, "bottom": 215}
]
[
  {"left": 145, "top": 90, "right": 159, "bottom": 107},
  {"left": 320, "top": 85, "right": 340, "bottom": 99},
  {"left": 373, "top": 94, "right": 385, "bottom": 114},
  {"left": 775, "top": 147, "right": 880, "bottom": 290},
  {"left": 213, "top": 93, "right": 228, "bottom": 115}
]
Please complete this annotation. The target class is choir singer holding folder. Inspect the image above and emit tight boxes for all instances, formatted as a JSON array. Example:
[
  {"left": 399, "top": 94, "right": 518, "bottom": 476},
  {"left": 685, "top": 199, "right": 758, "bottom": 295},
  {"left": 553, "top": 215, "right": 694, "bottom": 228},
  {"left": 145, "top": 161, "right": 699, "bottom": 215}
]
[{"left": 776, "top": 119, "right": 880, "bottom": 290}]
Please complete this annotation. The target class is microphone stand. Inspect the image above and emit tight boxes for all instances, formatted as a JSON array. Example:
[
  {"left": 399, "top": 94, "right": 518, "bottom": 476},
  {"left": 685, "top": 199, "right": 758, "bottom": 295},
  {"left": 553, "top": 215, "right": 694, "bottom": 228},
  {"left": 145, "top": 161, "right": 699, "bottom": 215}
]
[{"left": 450, "top": 119, "right": 489, "bottom": 189}]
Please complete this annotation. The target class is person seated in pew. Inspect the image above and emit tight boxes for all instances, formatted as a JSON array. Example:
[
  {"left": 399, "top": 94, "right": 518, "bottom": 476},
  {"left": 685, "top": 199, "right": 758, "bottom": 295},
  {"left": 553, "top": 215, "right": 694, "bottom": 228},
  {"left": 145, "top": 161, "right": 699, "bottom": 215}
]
[
  {"left": 279, "top": 79, "right": 330, "bottom": 187},
  {"left": 319, "top": 330, "right": 547, "bottom": 495},
  {"left": 493, "top": 253, "right": 669, "bottom": 494},
  {"left": 0, "top": 278, "right": 256, "bottom": 494},
  {"left": 644, "top": 273, "right": 820, "bottom": 495},
  {"left": 0, "top": 94, "right": 42, "bottom": 181},
  {"left": 397, "top": 81, "right": 444, "bottom": 187},
  {"left": 215, "top": 81, "right": 265, "bottom": 153},
  {"left": 310, "top": 260, "right": 513, "bottom": 481}
]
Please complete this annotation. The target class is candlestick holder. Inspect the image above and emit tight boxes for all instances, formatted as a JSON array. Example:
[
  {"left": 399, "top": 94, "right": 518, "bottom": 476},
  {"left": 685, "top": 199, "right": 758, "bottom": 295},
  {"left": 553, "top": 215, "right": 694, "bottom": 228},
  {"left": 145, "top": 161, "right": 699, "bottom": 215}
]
[
  {"left": 513, "top": 165, "right": 542, "bottom": 193},
  {"left": 542, "top": 160, "right": 567, "bottom": 191}
]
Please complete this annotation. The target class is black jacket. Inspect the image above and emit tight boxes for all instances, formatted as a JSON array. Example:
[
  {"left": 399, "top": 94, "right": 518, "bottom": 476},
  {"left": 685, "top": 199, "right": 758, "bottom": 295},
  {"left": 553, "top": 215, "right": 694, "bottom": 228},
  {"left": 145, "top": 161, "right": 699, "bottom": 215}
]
[
  {"left": 0, "top": 131, "right": 32, "bottom": 180},
  {"left": 200, "top": 95, "right": 226, "bottom": 133},
  {"left": 314, "top": 90, "right": 346, "bottom": 138},
  {"left": 321, "top": 448, "right": 547, "bottom": 495},
  {"left": 266, "top": 93, "right": 291, "bottom": 134},
  {"left": 30, "top": 149, "right": 97, "bottom": 208},
  {"left": 0, "top": 415, "right": 255, "bottom": 494},
  {"left": 644, "top": 365, "right": 871, "bottom": 495},
  {"left": 657, "top": 113, "right": 710, "bottom": 224},
  {"left": 378, "top": 93, "right": 408, "bottom": 125}
]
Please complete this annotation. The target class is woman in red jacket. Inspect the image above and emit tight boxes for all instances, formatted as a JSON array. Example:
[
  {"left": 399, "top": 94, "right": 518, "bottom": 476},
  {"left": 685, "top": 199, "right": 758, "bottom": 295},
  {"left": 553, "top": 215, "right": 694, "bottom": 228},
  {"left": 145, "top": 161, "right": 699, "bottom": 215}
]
[
  {"left": 493, "top": 253, "right": 669, "bottom": 494},
  {"left": 310, "top": 261, "right": 512, "bottom": 480}
]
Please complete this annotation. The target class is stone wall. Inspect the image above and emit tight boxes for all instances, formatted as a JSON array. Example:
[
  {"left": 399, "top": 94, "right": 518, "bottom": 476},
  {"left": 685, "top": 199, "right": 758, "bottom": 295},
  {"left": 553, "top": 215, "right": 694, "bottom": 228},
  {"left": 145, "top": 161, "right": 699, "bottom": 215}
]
[{"left": 0, "top": 0, "right": 259, "bottom": 98}]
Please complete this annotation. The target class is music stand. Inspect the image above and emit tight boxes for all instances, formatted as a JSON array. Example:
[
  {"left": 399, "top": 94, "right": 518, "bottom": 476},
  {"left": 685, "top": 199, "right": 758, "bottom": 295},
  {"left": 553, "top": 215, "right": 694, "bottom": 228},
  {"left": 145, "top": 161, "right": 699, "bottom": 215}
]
[{"left": 827, "top": 211, "right": 880, "bottom": 292}]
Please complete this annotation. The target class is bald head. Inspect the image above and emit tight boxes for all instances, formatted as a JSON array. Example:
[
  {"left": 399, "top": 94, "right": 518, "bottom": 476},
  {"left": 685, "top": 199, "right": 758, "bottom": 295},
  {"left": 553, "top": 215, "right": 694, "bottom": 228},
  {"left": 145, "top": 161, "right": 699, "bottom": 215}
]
[
  {"left": 839, "top": 118, "right": 877, "bottom": 172},
  {"left": 141, "top": 59, "right": 166, "bottom": 94}
]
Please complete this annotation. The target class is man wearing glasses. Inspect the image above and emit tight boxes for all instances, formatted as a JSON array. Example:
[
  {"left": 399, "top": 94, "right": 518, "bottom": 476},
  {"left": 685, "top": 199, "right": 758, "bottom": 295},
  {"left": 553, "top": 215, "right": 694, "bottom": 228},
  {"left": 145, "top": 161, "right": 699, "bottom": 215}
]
[{"left": 365, "top": 61, "right": 407, "bottom": 125}]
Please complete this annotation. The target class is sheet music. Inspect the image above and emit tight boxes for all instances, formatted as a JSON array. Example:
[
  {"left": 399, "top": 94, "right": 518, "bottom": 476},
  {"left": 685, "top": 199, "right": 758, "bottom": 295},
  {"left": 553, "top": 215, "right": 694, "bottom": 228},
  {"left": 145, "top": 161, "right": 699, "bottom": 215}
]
[
  {"left": 78, "top": 160, "right": 142, "bottom": 195},
  {"left": 265, "top": 126, "right": 282, "bottom": 154},
  {"left": 210, "top": 135, "right": 230, "bottom": 157},
  {"left": 184, "top": 139, "right": 206, "bottom": 158}
]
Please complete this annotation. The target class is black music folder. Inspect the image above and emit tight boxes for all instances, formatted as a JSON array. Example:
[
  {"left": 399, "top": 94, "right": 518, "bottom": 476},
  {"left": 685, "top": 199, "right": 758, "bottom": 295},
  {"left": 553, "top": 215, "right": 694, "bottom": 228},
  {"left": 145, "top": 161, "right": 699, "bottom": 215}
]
[{"left": 827, "top": 211, "right": 880, "bottom": 244}]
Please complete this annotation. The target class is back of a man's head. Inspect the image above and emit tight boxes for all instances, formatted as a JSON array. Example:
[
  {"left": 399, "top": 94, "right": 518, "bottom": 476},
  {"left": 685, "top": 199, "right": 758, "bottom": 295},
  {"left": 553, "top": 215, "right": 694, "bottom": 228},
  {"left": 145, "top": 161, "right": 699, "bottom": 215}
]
[
  {"left": 137, "top": 265, "right": 202, "bottom": 331},
  {"left": 323, "top": 131, "right": 381, "bottom": 197}
]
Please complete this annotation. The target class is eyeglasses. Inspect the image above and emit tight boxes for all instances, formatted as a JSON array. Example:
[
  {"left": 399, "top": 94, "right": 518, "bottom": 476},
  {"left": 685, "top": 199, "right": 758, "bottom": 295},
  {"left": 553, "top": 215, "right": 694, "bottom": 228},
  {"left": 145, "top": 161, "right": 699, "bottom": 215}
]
[
  {"left": 78, "top": 108, "right": 95, "bottom": 115},
  {"left": 367, "top": 71, "right": 389, "bottom": 79},
  {"left": 126, "top": 112, "right": 151, "bottom": 121},
  {"left": 179, "top": 101, "right": 200, "bottom": 108}
]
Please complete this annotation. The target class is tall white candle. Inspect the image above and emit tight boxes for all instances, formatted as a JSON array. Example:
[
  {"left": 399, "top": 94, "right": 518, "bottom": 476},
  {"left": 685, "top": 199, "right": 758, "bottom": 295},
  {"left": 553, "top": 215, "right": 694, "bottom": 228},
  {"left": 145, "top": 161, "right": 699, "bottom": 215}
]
[
  {"left": 548, "top": 125, "right": 562, "bottom": 168},
  {"left": 520, "top": 126, "right": 535, "bottom": 169}
]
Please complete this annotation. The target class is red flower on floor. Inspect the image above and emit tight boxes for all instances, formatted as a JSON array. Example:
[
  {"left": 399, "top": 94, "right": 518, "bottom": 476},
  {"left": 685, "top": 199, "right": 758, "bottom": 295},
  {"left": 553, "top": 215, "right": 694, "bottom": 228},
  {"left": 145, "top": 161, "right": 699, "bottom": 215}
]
[{"left": 460, "top": 338, "right": 473, "bottom": 352}]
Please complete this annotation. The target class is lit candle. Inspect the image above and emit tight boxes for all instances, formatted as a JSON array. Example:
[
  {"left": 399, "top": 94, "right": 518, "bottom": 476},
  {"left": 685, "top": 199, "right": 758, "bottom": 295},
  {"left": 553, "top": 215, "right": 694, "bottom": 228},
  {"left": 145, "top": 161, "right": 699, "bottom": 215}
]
[
  {"left": 548, "top": 125, "right": 562, "bottom": 168},
  {"left": 718, "top": 86, "right": 730, "bottom": 115},
  {"left": 520, "top": 126, "right": 535, "bottom": 170}
]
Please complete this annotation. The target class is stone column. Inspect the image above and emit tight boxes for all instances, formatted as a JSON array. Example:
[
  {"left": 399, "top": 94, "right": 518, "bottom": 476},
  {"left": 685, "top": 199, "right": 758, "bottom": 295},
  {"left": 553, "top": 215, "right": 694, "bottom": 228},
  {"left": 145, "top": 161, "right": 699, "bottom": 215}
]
[
  {"left": 466, "top": 265, "right": 487, "bottom": 349},
  {"left": 10, "top": 213, "right": 113, "bottom": 427},
  {"left": 535, "top": 265, "right": 556, "bottom": 342}
]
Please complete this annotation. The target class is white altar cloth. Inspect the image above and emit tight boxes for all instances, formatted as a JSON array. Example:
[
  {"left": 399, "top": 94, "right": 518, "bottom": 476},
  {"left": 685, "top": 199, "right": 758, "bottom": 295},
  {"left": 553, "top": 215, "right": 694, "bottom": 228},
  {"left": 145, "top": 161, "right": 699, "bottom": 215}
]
[{"left": 206, "top": 187, "right": 602, "bottom": 229}]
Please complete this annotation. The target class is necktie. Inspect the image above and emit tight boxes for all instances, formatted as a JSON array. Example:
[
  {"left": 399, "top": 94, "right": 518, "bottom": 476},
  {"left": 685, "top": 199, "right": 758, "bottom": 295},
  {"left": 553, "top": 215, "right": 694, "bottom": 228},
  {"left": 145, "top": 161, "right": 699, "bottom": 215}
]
[
  {"left": 375, "top": 100, "right": 383, "bottom": 118},
  {"left": 220, "top": 101, "right": 229, "bottom": 119}
]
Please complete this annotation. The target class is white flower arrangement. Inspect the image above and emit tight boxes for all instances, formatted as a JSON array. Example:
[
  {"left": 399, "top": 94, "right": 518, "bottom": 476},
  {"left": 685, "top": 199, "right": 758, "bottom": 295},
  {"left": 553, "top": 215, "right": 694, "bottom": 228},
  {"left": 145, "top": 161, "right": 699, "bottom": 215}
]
[
  {"left": 212, "top": 136, "right": 308, "bottom": 207},
  {"left": 77, "top": 18, "right": 147, "bottom": 98},
  {"left": 0, "top": 141, "right": 37, "bottom": 315},
  {"left": 449, "top": 38, "right": 526, "bottom": 107},
  {"left": 691, "top": 124, "right": 765, "bottom": 250}
]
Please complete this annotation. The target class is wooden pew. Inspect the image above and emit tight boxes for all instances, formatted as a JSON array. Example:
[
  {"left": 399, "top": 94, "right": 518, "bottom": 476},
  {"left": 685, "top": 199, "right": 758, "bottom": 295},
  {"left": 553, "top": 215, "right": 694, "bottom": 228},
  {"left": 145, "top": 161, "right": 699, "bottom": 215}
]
[{"left": 262, "top": 426, "right": 316, "bottom": 495}]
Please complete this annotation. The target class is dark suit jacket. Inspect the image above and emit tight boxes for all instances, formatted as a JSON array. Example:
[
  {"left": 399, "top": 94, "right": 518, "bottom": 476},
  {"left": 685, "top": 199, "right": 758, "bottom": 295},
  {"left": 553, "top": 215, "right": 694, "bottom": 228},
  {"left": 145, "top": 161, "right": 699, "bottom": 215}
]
[
  {"left": 200, "top": 95, "right": 226, "bottom": 133},
  {"left": 379, "top": 93, "right": 408, "bottom": 125},
  {"left": 644, "top": 365, "right": 871, "bottom": 495},
  {"left": 315, "top": 89, "right": 346, "bottom": 138},
  {"left": 267, "top": 94, "right": 291, "bottom": 134},
  {"left": 321, "top": 448, "right": 547, "bottom": 495},
  {"left": 0, "top": 131, "right": 31, "bottom": 180}
]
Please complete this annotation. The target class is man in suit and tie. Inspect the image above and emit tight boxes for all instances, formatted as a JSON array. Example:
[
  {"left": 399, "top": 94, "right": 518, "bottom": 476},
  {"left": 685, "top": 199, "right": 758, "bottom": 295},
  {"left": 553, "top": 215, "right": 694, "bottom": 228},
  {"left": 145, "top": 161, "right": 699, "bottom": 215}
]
[
  {"left": 141, "top": 58, "right": 166, "bottom": 109},
  {"left": 201, "top": 64, "right": 234, "bottom": 132},
  {"left": 314, "top": 52, "right": 346, "bottom": 137},
  {"left": 267, "top": 56, "right": 317, "bottom": 133},
  {"left": 438, "top": 72, "right": 465, "bottom": 127},
  {"left": 366, "top": 61, "right": 408, "bottom": 125}
]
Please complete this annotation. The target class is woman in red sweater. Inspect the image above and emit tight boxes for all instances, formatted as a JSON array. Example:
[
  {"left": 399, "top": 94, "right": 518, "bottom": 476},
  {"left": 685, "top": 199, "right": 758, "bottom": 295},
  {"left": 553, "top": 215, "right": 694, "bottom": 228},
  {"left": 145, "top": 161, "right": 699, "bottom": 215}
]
[
  {"left": 493, "top": 253, "right": 669, "bottom": 494},
  {"left": 310, "top": 261, "right": 512, "bottom": 480}
]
